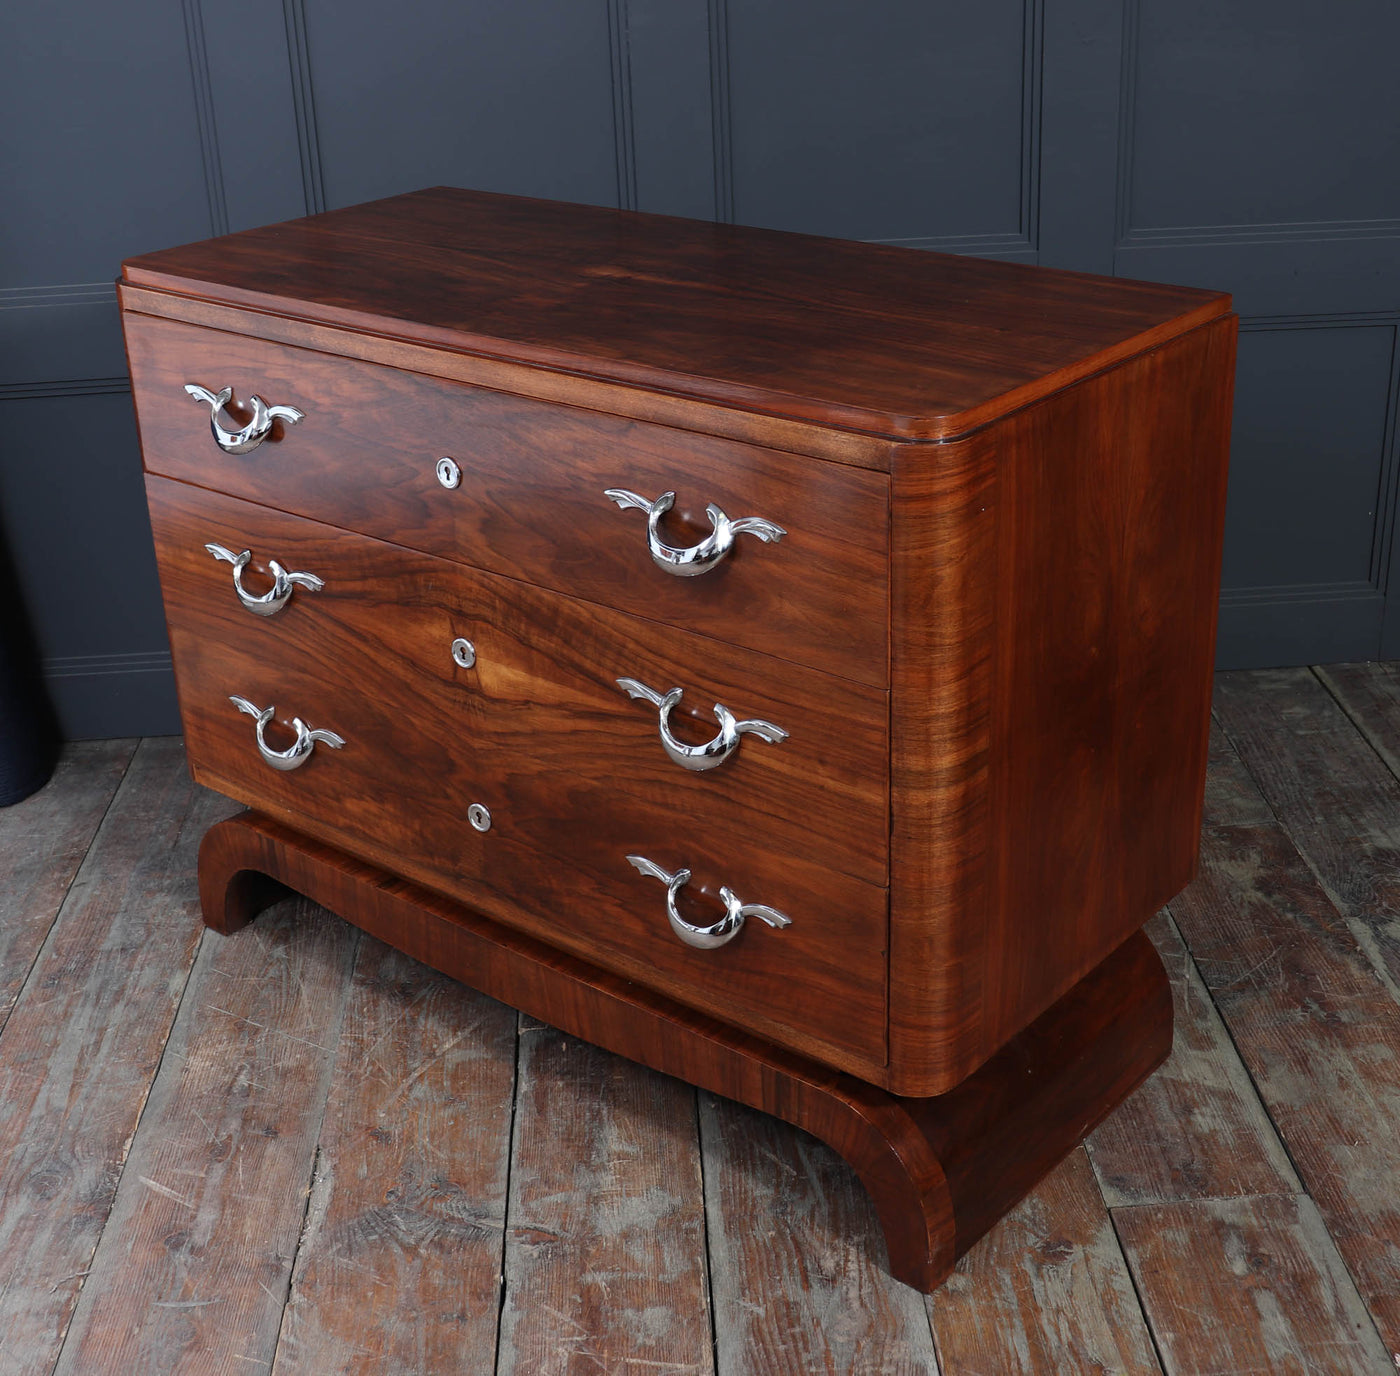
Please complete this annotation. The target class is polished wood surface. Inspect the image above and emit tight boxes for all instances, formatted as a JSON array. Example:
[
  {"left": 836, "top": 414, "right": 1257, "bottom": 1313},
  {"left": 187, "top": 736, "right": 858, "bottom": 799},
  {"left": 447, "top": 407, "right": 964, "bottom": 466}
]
[
  {"left": 118, "top": 187, "right": 1239, "bottom": 1285},
  {"left": 149, "top": 480, "right": 889, "bottom": 1071},
  {"left": 126, "top": 312, "right": 890, "bottom": 685},
  {"left": 117, "top": 280, "right": 904, "bottom": 471},
  {"left": 122, "top": 186, "right": 1230, "bottom": 442},
  {"left": 888, "top": 316, "right": 1237, "bottom": 1095},
  {"left": 146, "top": 476, "right": 889, "bottom": 888},
  {"left": 199, "top": 809, "right": 1172, "bottom": 1294}
]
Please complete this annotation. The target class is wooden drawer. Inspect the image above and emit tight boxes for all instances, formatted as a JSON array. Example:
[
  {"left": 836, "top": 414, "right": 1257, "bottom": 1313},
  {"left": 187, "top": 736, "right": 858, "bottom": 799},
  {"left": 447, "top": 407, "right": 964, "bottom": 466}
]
[
  {"left": 127, "top": 312, "right": 890, "bottom": 688},
  {"left": 148, "top": 476, "right": 888, "bottom": 1068}
]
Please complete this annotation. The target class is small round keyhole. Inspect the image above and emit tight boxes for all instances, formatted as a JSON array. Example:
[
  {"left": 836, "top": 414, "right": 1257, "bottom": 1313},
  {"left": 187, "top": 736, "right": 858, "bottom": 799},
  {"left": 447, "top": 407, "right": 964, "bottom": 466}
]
[
  {"left": 436, "top": 456, "right": 461, "bottom": 489},
  {"left": 468, "top": 803, "right": 491, "bottom": 833},
  {"left": 451, "top": 637, "right": 476, "bottom": 669}
]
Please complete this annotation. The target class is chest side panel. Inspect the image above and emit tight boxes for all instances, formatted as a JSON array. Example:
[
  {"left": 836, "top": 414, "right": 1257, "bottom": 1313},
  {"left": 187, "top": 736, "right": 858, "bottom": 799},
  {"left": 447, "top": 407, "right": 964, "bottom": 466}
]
[{"left": 889, "top": 316, "right": 1237, "bottom": 1096}]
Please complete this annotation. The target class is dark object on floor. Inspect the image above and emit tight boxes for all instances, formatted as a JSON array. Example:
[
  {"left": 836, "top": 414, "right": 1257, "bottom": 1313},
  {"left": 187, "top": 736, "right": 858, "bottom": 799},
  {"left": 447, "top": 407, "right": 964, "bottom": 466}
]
[{"left": 0, "top": 538, "right": 56, "bottom": 806}]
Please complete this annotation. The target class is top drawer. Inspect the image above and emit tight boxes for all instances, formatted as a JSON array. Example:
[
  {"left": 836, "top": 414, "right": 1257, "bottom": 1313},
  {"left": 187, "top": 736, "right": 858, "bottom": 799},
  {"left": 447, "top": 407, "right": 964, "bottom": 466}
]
[{"left": 124, "top": 312, "right": 890, "bottom": 687}]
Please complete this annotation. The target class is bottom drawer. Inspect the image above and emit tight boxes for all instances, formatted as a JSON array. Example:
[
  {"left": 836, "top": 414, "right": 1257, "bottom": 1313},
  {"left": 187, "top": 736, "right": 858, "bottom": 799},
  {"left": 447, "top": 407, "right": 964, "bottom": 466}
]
[{"left": 152, "top": 486, "right": 888, "bottom": 1073}]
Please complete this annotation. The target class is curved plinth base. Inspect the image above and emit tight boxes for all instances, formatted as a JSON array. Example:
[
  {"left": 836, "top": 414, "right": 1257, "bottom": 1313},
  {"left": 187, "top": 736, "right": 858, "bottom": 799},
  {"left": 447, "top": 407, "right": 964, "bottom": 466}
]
[{"left": 199, "top": 810, "right": 1172, "bottom": 1292}]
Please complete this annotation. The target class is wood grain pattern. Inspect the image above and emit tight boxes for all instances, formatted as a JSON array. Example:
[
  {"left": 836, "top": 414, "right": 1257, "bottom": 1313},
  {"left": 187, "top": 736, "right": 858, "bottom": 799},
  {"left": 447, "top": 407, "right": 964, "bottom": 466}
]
[
  {"left": 928, "top": 1149, "right": 1162, "bottom": 1376},
  {"left": 1086, "top": 913, "right": 1299, "bottom": 1207},
  {"left": 150, "top": 487, "right": 889, "bottom": 1074},
  {"left": 272, "top": 939, "right": 517, "bottom": 1374},
  {"left": 1167, "top": 716, "right": 1400, "bottom": 1352},
  {"left": 497, "top": 1017, "right": 712, "bottom": 1376},
  {"left": 119, "top": 187, "right": 1237, "bottom": 1295},
  {"left": 120, "top": 185, "right": 1230, "bottom": 442},
  {"left": 0, "top": 739, "right": 135, "bottom": 1033},
  {"left": 1114, "top": 1194, "right": 1392, "bottom": 1376},
  {"left": 198, "top": 811, "right": 1171, "bottom": 1294},
  {"left": 146, "top": 475, "right": 889, "bottom": 889},
  {"left": 54, "top": 898, "right": 359, "bottom": 1376},
  {"left": 0, "top": 739, "right": 231, "bottom": 1376},
  {"left": 126, "top": 313, "right": 891, "bottom": 687},
  {"left": 700, "top": 1096, "right": 939, "bottom": 1375},
  {"left": 889, "top": 315, "right": 1236, "bottom": 1096},
  {"left": 117, "top": 282, "right": 904, "bottom": 472}
]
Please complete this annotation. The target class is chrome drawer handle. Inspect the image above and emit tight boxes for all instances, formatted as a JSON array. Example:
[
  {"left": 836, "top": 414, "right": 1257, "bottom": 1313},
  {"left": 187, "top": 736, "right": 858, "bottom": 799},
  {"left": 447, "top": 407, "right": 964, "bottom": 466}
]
[
  {"left": 616, "top": 677, "right": 787, "bottom": 772},
  {"left": 603, "top": 488, "right": 785, "bottom": 577},
  {"left": 229, "top": 695, "right": 344, "bottom": 771},
  {"left": 625, "top": 855, "right": 792, "bottom": 950},
  {"left": 205, "top": 543, "right": 324, "bottom": 617},
  {"left": 185, "top": 383, "right": 304, "bottom": 454}
]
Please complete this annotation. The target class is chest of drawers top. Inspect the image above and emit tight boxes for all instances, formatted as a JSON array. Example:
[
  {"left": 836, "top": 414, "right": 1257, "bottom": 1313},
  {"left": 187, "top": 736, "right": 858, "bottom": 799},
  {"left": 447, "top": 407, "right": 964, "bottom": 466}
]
[
  {"left": 121, "top": 188, "right": 1235, "bottom": 1098},
  {"left": 121, "top": 185, "right": 1227, "bottom": 460}
]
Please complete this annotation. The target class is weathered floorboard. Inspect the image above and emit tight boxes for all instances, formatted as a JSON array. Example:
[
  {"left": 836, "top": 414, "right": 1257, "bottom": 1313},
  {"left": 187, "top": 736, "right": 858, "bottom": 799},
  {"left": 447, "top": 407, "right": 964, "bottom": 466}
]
[
  {"left": 1086, "top": 912, "right": 1298, "bottom": 1207},
  {"left": 496, "top": 1017, "right": 714, "bottom": 1376},
  {"left": 273, "top": 938, "right": 518, "bottom": 1375},
  {"left": 701, "top": 1096, "right": 938, "bottom": 1376},
  {"left": 1114, "top": 1193, "right": 1391, "bottom": 1376},
  {"left": 929, "top": 1148, "right": 1161, "bottom": 1376},
  {"left": 1213, "top": 667, "right": 1400, "bottom": 1001},
  {"left": 52, "top": 898, "right": 359, "bottom": 1376},
  {"left": 1316, "top": 660, "right": 1400, "bottom": 781},
  {"left": 0, "top": 738, "right": 136, "bottom": 1033},
  {"left": 1167, "top": 720, "right": 1400, "bottom": 1352},
  {"left": 0, "top": 738, "right": 231, "bottom": 1376}
]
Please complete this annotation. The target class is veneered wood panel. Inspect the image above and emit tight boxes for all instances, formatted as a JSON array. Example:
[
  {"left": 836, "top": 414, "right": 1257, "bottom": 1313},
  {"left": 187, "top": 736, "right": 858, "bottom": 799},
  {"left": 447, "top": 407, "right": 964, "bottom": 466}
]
[
  {"left": 120, "top": 186, "right": 1230, "bottom": 441},
  {"left": 889, "top": 316, "right": 1236, "bottom": 1095},
  {"left": 146, "top": 476, "right": 889, "bottom": 888},
  {"left": 146, "top": 479, "right": 889, "bottom": 1074},
  {"left": 125, "top": 312, "right": 890, "bottom": 687}
]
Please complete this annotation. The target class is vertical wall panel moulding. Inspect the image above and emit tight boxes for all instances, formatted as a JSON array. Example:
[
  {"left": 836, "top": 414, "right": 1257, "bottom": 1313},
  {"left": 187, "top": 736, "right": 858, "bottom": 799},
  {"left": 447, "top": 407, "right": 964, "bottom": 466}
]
[
  {"left": 1235, "top": 313, "right": 1400, "bottom": 603},
  {"left": 283, "top": 0, "right": 326, "bottom": 215},
  {"left": 1112, "top": 0, "right": 1142, "bottom": 247},
  {"left": 1019, "top": 0, "right": 1045, "bottom": 251},
  {"left": 1371, "top": 325, "right": 1400, "bottom": 590},
  {"left": 1376, "top": 324, "right": 1400, "bottom": 654},
  {"left": 707, "top": 0, "right": 734, "bottom": 224},
  {"left": 180, "top": 0, "right": 229, "bottom": 237},
  {"left": 607, "top": 0, "right": 638, "bottom": 211},
  {"left": 1035, "top": 0, "right": 1126, "bottom": 273}
]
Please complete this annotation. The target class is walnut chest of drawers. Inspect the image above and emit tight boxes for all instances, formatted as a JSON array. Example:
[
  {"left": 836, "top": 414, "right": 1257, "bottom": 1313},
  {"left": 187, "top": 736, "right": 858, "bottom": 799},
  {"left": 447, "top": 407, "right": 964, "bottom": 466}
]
[{"left": 120, "top": 187, "right": 1235, "bottom": 1290}]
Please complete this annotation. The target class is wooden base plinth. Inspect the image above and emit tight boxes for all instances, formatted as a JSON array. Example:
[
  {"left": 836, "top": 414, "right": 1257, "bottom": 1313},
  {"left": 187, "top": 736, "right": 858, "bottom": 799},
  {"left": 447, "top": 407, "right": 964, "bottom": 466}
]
[{"left": 199, "top": 811, "right": 1172, "bottom": 1292}]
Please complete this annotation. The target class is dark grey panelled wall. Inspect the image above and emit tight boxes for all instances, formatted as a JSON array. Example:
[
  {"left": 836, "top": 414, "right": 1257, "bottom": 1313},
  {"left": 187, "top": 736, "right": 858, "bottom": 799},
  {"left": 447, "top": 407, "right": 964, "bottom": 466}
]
[{"left": 3, "top": 1, "right": 1397, "bottom": 737}]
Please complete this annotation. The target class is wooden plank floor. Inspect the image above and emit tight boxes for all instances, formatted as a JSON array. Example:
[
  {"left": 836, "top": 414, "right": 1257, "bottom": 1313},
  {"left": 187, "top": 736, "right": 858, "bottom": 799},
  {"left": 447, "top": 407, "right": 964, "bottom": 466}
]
[{"left": 2, "top": 666, "right": 1399, "bottom": 1375}]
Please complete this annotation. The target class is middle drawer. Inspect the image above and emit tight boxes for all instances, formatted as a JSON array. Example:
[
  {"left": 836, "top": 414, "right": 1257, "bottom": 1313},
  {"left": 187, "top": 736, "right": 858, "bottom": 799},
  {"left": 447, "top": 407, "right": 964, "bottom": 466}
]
[{"left": 148, "top": 475, "right": 889, "bottom": 889}]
